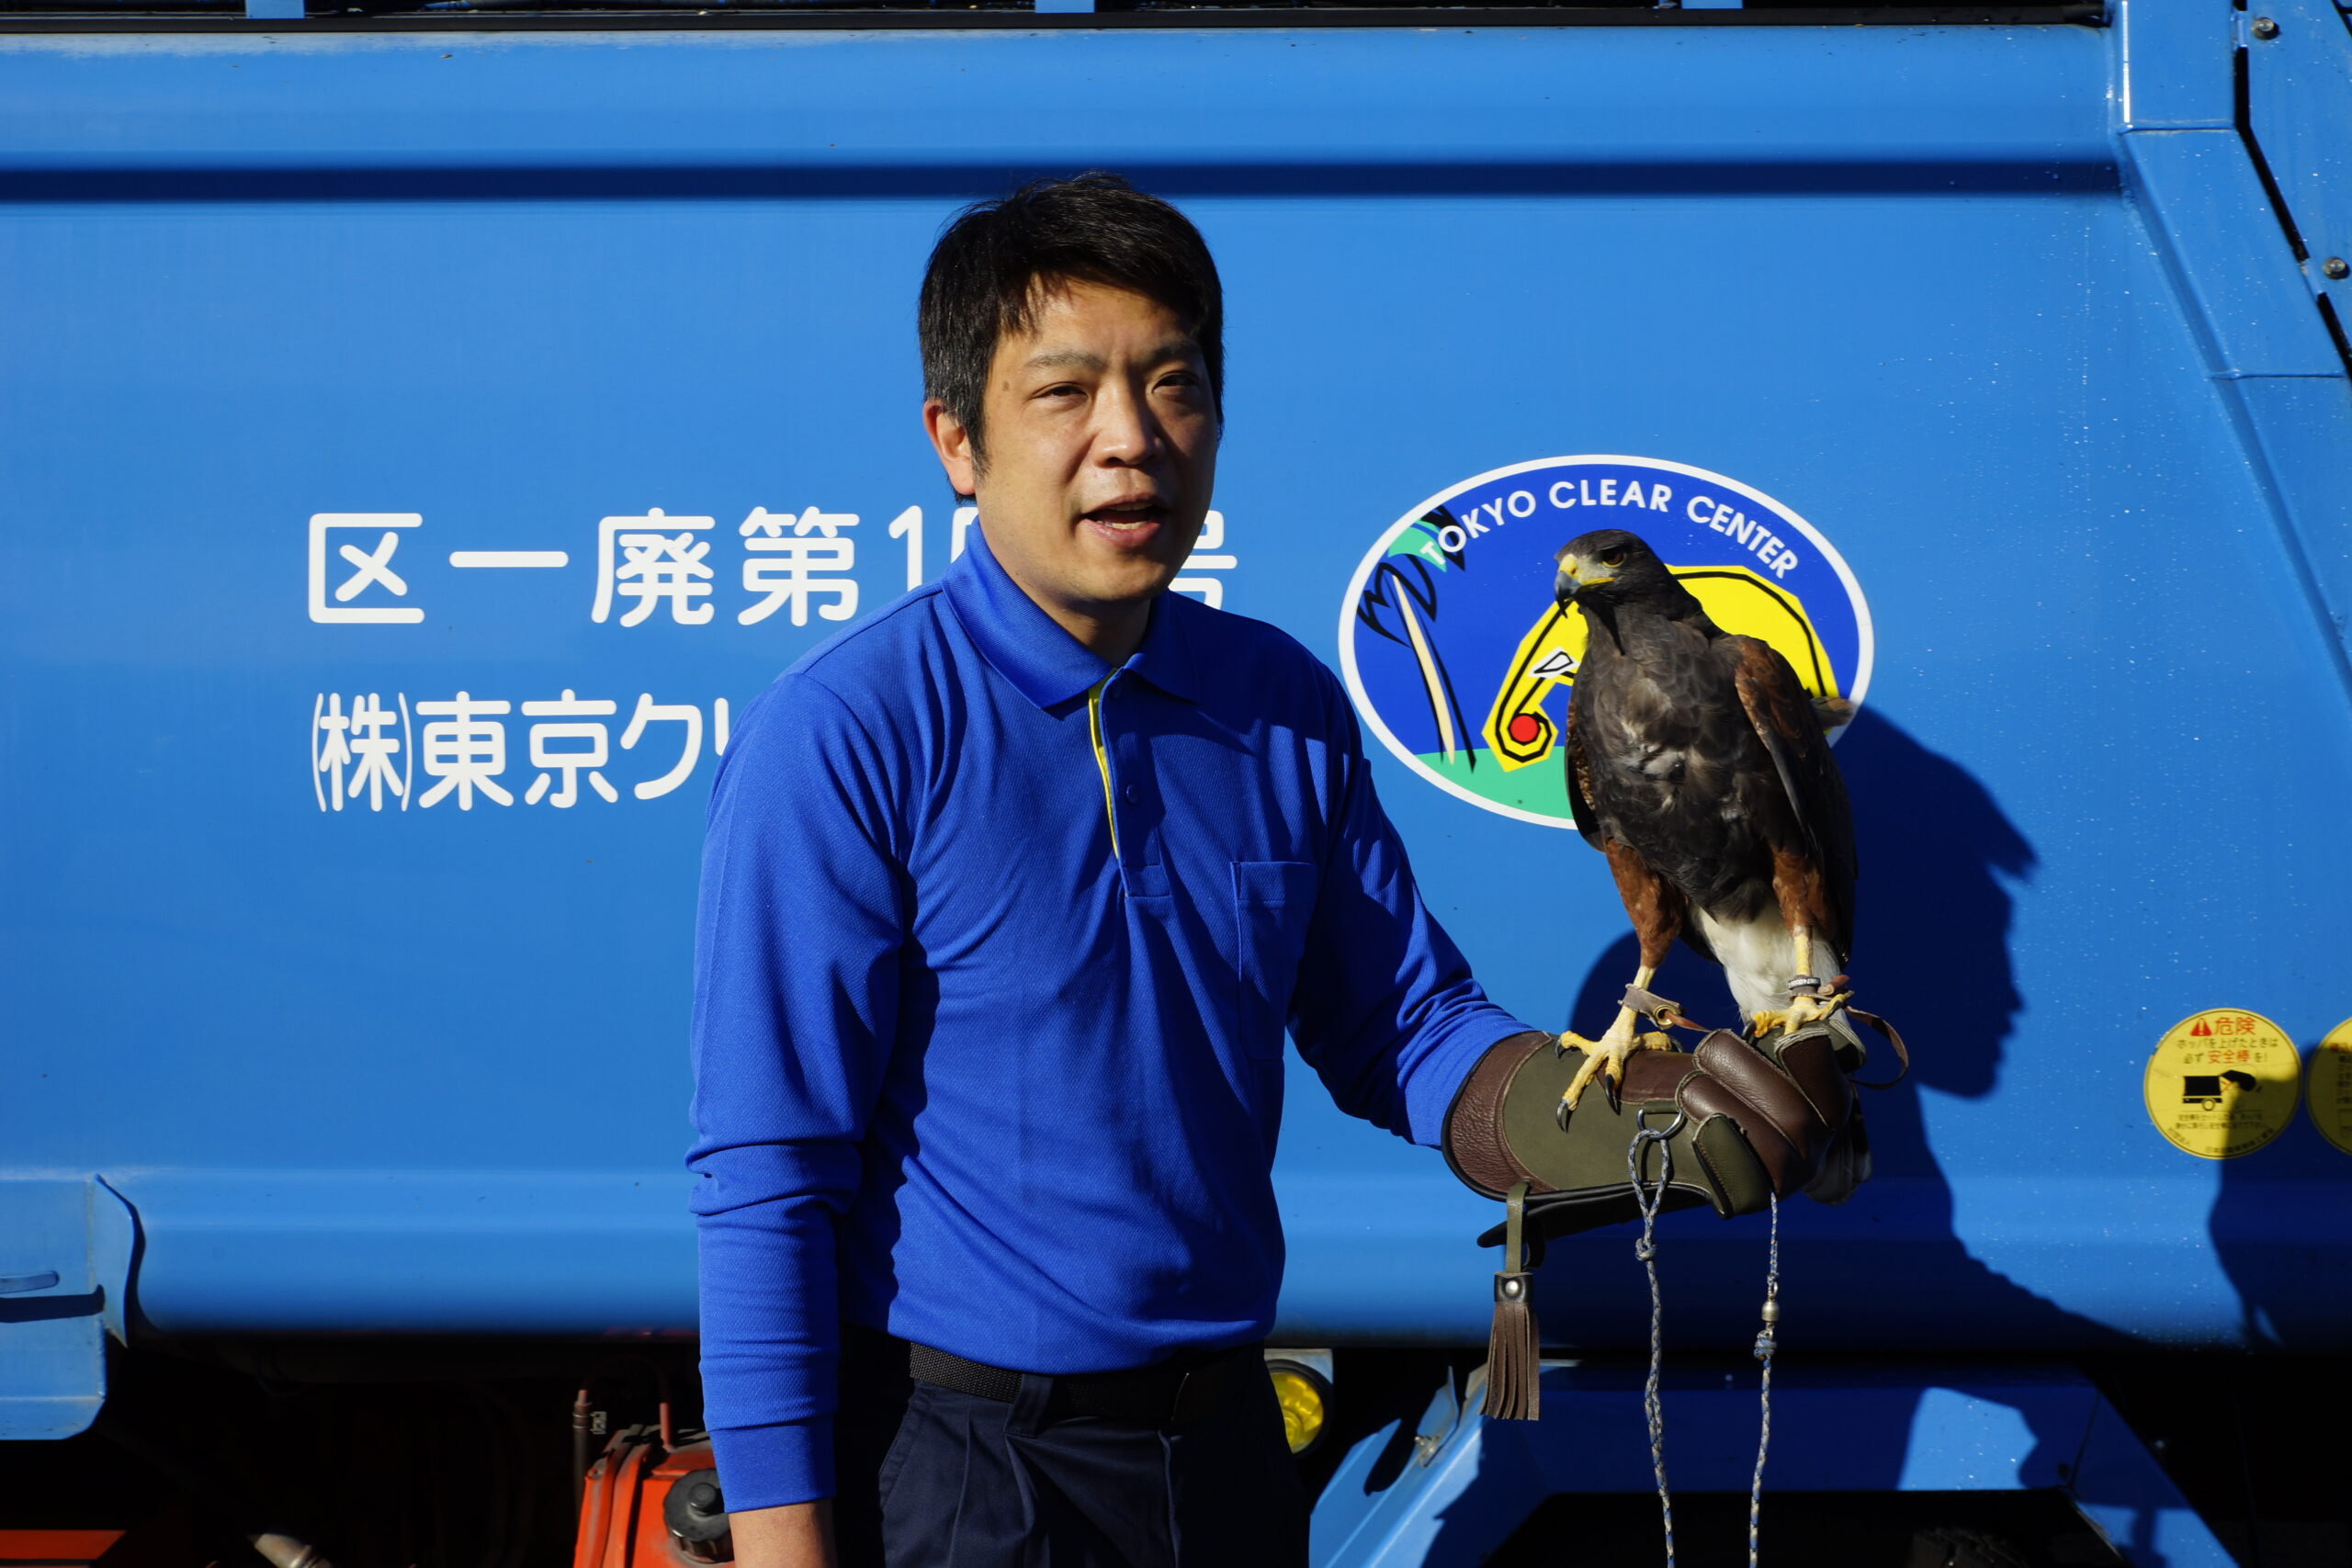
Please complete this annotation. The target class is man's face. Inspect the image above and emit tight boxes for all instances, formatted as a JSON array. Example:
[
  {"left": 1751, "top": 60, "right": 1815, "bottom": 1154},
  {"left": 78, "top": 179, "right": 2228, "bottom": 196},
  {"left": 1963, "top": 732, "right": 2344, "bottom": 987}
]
[{"left": 927, "top": 279, "right": 1218, "bottom": 638}]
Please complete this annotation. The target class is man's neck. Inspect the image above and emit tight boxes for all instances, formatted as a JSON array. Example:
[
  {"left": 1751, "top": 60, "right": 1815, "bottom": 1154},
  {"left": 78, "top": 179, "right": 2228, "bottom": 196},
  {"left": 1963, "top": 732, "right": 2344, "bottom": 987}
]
[
  {"left": 987, "top": 554, "right": 1157, "bottom": 668},
  {"left": 1050, "top": 599, "right": 1153, "bottom": 668}
]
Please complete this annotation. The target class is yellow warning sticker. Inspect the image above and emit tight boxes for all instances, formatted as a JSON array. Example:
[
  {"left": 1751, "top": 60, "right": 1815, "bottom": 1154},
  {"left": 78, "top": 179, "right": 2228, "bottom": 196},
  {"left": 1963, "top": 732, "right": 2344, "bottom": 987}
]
[
  {"left": 2308, "top": 1019, "right": 2352, "bottom": 1157},
  {"left": 2143, "top": 1010, "right": 2301, "bottom": 1159}
]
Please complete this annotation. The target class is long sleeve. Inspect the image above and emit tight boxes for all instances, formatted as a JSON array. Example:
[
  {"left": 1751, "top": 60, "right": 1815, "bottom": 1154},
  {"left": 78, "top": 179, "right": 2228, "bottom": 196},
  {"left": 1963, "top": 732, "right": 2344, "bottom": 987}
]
[
  {"left": 1288, "top": 673, "right": 1538, "bottom": 1145},
  {"left": 687, "top": 671, "right": 905, "bottom": 1511}
]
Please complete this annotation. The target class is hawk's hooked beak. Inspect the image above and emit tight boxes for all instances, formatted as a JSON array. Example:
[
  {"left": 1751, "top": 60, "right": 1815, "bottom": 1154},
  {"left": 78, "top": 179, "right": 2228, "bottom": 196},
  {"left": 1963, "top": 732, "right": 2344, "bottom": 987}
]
[{"left": 1555, "top": 554, "right": 1614, "bottom": 606}]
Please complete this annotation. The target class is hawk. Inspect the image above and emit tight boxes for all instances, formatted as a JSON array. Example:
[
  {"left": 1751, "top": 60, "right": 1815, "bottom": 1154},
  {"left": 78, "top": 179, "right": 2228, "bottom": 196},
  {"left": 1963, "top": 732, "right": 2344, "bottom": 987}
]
[{"left": 1553, "top": 527, "right": 1859, "bottom": 1112}]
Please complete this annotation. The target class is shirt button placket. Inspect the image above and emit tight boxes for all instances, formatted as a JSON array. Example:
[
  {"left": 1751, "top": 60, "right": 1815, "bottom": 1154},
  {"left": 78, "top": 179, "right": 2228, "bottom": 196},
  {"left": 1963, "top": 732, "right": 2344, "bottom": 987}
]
[
  {"left": 1102, "top": 677, "right": 1168, "bottom": 902},
  {"left": 1108, "top": 682, "right": 1139, "bottom": 874},
  {"left": 1102, "top": 678, "right": 1125, "bottom": 874}
]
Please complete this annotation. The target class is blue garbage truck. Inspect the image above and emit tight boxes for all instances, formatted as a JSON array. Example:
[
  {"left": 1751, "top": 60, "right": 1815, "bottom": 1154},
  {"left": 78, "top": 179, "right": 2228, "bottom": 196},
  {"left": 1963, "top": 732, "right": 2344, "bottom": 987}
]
[{"left": 4, "top": 1, "right": 2349, "bottom": 1562}]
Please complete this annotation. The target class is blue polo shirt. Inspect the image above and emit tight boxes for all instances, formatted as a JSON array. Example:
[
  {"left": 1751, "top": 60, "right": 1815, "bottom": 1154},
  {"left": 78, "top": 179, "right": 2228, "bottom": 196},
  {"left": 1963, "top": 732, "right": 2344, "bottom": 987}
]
[{"left": 688, "top": 530, "right": 1532, "bottom": 1509}]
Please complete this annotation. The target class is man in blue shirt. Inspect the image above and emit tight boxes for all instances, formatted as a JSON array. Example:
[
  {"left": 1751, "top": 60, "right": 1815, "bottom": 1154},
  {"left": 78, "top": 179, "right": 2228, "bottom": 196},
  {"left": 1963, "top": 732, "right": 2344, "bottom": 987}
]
[{"left": 691, "top": 174, "right": 1541, "bottom": 1568}]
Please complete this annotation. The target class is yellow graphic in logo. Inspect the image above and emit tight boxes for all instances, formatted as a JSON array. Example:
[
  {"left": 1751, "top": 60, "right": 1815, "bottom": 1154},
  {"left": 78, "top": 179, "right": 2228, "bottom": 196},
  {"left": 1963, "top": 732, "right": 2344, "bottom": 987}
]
[
  {"left": 1481, "top": 565, "right": 1847, "bottom": 772},
  {"left": 2143, "top": 1009, "right": 2301, "bottom": 1159}
]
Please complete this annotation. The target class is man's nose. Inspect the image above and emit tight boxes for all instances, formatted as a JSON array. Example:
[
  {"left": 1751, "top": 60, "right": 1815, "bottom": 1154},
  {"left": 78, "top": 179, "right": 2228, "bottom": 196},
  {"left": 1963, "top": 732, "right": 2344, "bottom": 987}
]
[{"left": 1091, "top": 381, "right": 1162, "bottom": 465}]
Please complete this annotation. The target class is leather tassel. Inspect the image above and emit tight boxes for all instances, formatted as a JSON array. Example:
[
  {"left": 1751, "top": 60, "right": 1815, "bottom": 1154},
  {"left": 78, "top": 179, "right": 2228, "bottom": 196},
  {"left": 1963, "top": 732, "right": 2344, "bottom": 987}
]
[{"left": 1481, "top": 1181, "right": 1542, "bottom": 1420}]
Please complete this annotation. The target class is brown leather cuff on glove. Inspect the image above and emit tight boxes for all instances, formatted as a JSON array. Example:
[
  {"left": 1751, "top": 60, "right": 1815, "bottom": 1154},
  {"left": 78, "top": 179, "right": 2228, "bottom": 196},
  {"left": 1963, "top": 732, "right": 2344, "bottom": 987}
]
[
  {"left": 1441, "top": 1025, "right": 1863, "bottom": 1247},
  {"left": 1442, "top": 1032, "right": 1554, "bottom": 1199}
]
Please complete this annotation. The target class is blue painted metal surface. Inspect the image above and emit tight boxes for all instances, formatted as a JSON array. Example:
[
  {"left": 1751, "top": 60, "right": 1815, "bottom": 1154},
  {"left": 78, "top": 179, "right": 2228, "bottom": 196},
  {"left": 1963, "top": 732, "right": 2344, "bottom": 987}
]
[
  {"left": 1306, "top": 1363, "right": 2230, "bottom": 1568},
  {"left": 0, "top": 1179, "right": 136, "bottom": 1438},
  {"left": 2245, "top": 0, "right": 2352, "bottom": 328},
  {"left": 1, "top": 3, "right": 2348, "bottom": 1410}
]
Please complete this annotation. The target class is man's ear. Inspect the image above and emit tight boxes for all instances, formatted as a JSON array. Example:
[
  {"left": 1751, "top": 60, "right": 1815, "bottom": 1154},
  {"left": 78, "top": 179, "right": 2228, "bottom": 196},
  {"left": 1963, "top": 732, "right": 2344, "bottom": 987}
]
[{"left": 923, "top": 399, "right": 980, "bottom": 502}]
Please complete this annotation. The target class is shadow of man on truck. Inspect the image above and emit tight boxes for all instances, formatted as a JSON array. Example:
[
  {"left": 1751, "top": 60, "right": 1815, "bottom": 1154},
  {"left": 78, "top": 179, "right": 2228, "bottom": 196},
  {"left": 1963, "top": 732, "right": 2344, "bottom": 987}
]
[
  {"left": 1557, "top": 705, "right": 2127, "bottom": 1357},
  {"left": 1542, "top": 707, "right": 2129, "bottom": 1487},
  {"left": 1314, "top": 711, "right": 2188, "bottom": 1568}
]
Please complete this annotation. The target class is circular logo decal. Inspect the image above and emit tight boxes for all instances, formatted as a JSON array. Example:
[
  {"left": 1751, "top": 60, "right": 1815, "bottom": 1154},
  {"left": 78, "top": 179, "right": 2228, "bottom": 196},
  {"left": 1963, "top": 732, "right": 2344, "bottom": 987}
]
[
  {"left": 2143, "top": 1009, "right": 2303, "bottom": 1159},
  {"left": 1337, "top": 457, "right": 1873, "bottom": 828}
]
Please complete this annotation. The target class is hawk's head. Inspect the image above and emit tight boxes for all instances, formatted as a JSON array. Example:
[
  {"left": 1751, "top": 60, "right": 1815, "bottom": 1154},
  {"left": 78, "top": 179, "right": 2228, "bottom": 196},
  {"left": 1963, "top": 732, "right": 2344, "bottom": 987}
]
[{"left": 1555, "top": 529, "right": 1676, "bottom": 611}]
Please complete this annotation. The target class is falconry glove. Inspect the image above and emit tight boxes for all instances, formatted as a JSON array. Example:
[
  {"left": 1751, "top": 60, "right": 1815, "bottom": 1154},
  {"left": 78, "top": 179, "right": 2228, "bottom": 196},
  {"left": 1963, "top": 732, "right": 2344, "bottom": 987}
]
[
  {"left": 1442, "top": 1019, "right": 1895, "bottom": 1418},
  {"left": 1444, "top": 1024, "right": 1868, "bottom": 1246}
]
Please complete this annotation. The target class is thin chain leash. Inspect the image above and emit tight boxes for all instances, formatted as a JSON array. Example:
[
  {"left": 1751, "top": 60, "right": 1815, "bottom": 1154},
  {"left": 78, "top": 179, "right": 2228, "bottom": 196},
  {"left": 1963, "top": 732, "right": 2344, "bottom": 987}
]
[
  {"left": 1628, "top": 1118, "right": 1782, "bottom": 1568},
  {"left": 1628, "top": 1109, "right": 1685, "bottom": 1568},
  {"left": 1747, "top": 1194, "right": 1781, "bottom": 1568}
]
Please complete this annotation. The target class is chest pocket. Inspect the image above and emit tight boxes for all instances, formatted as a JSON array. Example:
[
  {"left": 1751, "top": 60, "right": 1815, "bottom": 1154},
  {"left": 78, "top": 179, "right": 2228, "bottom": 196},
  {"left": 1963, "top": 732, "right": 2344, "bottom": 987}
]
[{"left": 1233, "top": 861, "right": 1318, "bottom": 1061}]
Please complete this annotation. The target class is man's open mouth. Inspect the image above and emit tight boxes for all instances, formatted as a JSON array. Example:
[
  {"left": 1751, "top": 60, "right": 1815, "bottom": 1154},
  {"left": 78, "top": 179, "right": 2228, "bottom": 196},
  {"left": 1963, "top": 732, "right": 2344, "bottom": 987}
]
[{"left": 1081, "top": 501, "right": 1170, "bottom": 541}]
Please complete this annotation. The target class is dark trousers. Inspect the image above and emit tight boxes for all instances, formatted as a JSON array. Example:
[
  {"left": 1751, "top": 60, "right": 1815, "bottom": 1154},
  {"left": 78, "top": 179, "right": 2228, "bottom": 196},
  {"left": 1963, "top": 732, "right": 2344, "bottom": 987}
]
[{"left": 832, "top": 1331, "right": 1309, "bottom": 1568}]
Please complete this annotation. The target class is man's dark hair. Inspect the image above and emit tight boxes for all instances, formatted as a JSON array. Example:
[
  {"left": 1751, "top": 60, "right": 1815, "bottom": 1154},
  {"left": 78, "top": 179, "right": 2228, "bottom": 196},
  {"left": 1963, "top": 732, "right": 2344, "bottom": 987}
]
[{"left": 920, "top": 173, "right": 1223, "bottom": 462}]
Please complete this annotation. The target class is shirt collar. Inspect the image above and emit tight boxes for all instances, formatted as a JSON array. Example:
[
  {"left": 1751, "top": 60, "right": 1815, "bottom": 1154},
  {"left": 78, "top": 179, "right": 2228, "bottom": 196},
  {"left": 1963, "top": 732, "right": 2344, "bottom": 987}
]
[
  {"left": 1126, "top": 586, "right": 1203, "bottom": 705},
  {"left": 942, "top": 526, "right": 1203, "bottom": 710}
]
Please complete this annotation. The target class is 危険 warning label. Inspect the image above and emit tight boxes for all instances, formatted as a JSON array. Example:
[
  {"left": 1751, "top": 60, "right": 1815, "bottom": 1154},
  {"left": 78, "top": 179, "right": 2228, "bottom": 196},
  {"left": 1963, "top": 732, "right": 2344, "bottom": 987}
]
[
  {"left": 2143, "top": 1010, "right": 2301, "bottom": 1159},
  {"left": 2308, "top": 1019, "right": 2352, "bottom": 1157}
]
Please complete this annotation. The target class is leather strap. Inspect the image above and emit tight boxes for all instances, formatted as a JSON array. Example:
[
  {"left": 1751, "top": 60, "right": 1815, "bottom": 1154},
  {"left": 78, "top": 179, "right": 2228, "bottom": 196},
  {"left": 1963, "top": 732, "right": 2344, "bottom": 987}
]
[
  {"left": 1620, "top": 984, "right": 1711, "bottom": 1032},
  {"left": 907, "top": 1340, "right": 1249, "bottom": 1426},
  {"left": 1845, "top": 1007, "right": 1912, "bottom": 1089}
]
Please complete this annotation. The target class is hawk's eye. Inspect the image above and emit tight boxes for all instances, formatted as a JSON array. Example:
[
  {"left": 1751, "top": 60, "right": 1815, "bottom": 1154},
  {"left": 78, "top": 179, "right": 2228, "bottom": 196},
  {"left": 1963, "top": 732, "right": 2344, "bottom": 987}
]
[{"left": 1600, "top": 550, "right": 1626, "bottom": 568}]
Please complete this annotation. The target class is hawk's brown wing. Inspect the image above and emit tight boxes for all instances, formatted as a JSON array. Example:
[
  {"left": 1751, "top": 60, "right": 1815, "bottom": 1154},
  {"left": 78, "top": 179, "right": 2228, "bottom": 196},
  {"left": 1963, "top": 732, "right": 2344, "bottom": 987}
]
[
  {"left": 1726, "top": 636, "right": 1857, "bottom": 958},
  {"left": 1563, "top": 696, "right": 1602, "bottom": 850}
]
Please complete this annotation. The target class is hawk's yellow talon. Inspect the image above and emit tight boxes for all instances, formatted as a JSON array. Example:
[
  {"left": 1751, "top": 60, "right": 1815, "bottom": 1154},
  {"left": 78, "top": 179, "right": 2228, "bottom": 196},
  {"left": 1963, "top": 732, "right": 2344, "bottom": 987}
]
[
  {"left": 1781, "top": 989, "right": 1853, "bottom": 1032},
  {"left": 1557, "top": 1021, "right": 1678, "bottom": 1111},
  {"left": 1559, "top": 1047, "right": 1619, "bottom": 1112}
]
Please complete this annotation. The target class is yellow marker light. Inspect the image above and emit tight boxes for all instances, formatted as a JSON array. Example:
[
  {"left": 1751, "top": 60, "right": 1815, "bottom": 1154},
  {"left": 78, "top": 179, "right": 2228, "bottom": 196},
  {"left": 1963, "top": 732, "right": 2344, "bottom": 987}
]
[{"left": 1266, "top": 1360, "right": 1329, "bottom": 1456}]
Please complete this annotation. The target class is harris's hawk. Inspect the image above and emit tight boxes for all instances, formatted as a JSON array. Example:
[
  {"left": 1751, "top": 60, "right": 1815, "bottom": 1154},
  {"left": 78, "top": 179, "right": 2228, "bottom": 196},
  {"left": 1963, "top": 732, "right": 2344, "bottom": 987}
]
[{"left": 1552, "top": 527, "right": 1859, "bottom": 1113}]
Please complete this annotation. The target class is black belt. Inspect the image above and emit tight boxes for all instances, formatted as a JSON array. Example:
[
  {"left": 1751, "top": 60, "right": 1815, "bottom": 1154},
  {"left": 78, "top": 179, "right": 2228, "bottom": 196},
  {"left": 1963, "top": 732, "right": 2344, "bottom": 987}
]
[{"left": 907, "top": 1339, "right": 1252, "bottom": 1427}]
